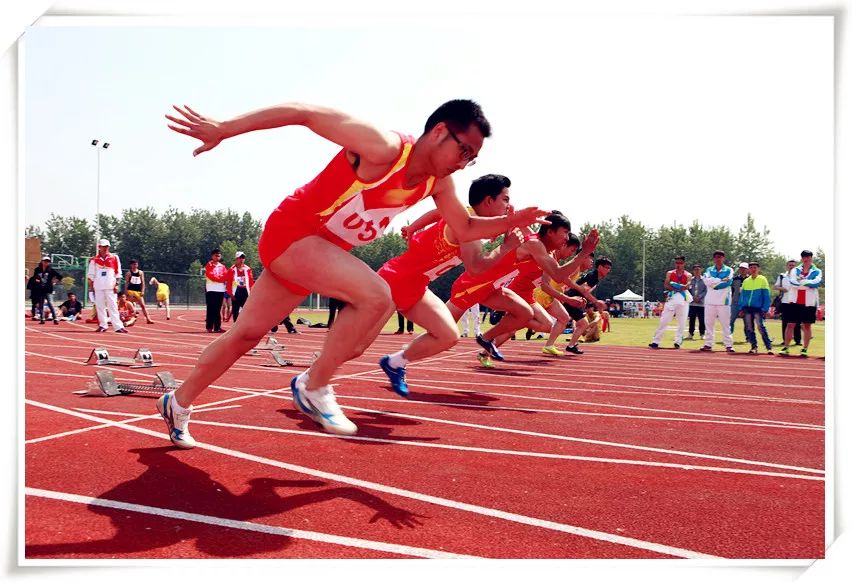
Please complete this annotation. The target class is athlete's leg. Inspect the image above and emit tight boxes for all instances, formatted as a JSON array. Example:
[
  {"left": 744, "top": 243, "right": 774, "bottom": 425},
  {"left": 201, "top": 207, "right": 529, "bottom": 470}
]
[
  {"left": 394, "top": 291, "right": 462, "bottom": 363},
  {"left": 480, "top": 289, "right": 535, "bottom": 342},
  {"left": 544, "top": 301, "right": 570, "bottom": 347},
  {"left": 566, "top": 316, "right": 588, "bottom": 348},
  {"left": 493, "top": 303, "right": 552, "bottom": 347}
]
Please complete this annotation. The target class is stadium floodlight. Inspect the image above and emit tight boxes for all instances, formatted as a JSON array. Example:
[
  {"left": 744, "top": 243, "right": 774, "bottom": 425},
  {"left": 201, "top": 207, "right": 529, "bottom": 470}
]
[{"left": 91, "top": 138, "right": 111, "bottom": 247}]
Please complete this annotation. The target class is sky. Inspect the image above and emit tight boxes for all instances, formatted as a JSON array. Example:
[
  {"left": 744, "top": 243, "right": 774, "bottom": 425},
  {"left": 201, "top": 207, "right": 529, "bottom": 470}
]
[{"left": 21, "top": 15, "right": 833, "bottom": 260}]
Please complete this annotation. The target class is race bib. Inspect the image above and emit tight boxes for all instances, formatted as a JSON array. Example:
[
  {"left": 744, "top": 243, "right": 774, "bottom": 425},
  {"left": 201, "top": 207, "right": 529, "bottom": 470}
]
[
  {"left": 424, "top": 256, "right": 462, "bottom": 282},
  {"left": 324, "top": 193, "right": 407, "bottom": 247}
]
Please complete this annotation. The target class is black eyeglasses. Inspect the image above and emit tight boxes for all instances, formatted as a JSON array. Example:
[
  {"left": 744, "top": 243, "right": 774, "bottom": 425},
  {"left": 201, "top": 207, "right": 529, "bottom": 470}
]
[{"left": 446, "top": 127, "right": 477, "bottom": 167}]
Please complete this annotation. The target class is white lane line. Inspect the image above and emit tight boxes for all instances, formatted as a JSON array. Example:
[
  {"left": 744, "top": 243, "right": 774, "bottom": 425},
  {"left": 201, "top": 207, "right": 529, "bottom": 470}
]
[
  {"left": 335, "top": 394, "right": 823, "bottom": 431},
  {"left": 183, "top": 418, "right": 824, "bottom": 481},
  {"left": 24, "top": 487, "right": 477, "bottom": 559},
  {"left": 349, "top": 378, "right": 823, "bottom": 429},
  {"left": 23, "top": 400, "right": 722, "bottom": 559},
  {"left": 71, "top": 404, "right": 243, "bottom": 417}
]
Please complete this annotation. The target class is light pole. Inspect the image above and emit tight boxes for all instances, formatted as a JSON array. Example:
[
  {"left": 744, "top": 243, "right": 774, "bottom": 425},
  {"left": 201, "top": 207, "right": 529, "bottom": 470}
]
[
  {"left": 641, "top": 238, "right": 646, "bottom": 302},
  {"left": 91, "top": 139, "right": 110, "bottom": 244}
]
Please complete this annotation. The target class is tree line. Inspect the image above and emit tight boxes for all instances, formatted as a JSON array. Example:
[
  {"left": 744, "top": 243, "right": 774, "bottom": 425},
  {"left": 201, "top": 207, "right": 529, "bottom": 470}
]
[{"left": 27, "top": 209, "right": 824, "bottom": 303}]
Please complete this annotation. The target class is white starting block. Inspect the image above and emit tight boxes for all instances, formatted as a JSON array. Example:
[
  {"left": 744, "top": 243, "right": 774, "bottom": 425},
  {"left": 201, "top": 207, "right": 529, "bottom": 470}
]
[
  {"left": 86, "top": 347, "right": 157, "bottom": 368},
  {"left": 263, "top": 350, "right": 320, "bottom": 368},
  {"left": 81, "top": 369, "right": 177, "bottom": 397},
  {"left": 253, "top": 336, "right": 282, "bottom": 351}
]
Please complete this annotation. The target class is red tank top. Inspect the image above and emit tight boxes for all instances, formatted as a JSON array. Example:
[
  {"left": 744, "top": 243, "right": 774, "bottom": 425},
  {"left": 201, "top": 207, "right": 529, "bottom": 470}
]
[
  {"left": 383, "top": 218, "right": 462, "bottom": 281},
  {"left": 507, "top": 254, "right": 545, "bottom": 296},
  {"left": 669, "top": 270, "right": 689, "bottom": 285},
  {"left": 271, "top": 133, "right": 437, "bottom": 249},
  {"left": 453, "top": 230, "right": 539, "bottom": 294}
]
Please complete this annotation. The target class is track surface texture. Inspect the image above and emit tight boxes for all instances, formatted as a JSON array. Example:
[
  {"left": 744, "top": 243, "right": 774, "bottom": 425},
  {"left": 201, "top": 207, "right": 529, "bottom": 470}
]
[{"left": 24, "top": 311, "right": 825, "bottom": 560}]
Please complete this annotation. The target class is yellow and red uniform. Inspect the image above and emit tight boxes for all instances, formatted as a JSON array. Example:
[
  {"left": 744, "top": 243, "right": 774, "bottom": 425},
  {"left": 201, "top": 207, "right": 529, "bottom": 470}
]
[
  {"left": 448, "top": 231, "right": 538, "bottom": 311},
  {"left": 258, "top": 133, "right": 437, "bottom": 294},
  {"left": 378, "top": 217, "right": 461, "bottom": 311},
  {"left": 506, "top": 256, "right": 543, "bottom": 306}
]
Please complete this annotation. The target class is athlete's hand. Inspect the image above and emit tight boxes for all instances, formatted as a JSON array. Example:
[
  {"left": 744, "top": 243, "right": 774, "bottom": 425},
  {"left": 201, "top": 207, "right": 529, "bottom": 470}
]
[
  {"left": 166, "top": 105, "right": 225, "bottom": 156},
  {"left": 501, "top": 227, "right": 525, "bottom": 252},
  {"left": 581, "top": 229, "right": 601, "bottom": 253},
  {"left": 566, "top": 297, "right": 585, "bottom": 309},
  {"left": 509, "top": 206, "right": 550, "bottom": 229},
  {"left": 400, "top": 225, "right": 411, "bottom": 240}
]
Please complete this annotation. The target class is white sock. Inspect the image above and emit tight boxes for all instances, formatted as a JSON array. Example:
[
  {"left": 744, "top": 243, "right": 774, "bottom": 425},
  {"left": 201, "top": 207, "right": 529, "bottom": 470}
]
[
  {"left": 388, "top": 351, "right": 409, "bottom": 369},
  {"left": 296, "top": 371, "right": 310, "bottom": 390},
  {"left": 170, "top": 393, "right": 191, "bottom": 413}
]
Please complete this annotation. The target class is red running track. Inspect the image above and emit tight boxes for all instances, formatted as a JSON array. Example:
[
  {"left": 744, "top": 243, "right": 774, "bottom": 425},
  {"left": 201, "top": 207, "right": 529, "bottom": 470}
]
[{"left": 23, "top": 312, "right": 826, "bottom": 559}]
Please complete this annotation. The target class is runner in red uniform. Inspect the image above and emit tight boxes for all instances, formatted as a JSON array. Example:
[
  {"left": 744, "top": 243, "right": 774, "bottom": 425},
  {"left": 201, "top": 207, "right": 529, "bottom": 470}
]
[
  {"left": 160, "top": 100, "right": 547, "bottom": 445},
  {"left": 377, "top": 174, "right": 529, "bottom": 395}
]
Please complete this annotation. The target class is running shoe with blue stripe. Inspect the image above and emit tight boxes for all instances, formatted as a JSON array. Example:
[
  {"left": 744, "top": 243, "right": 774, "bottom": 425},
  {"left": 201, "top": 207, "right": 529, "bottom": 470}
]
[
  {"left": 475, "top": 334, "right": 504, "bottom": 361},
  {"left": 156, "top": 392, "right": 196, "bottom": 449},
  {"left": 379, "top": 355, "right": 409, "bottom": 398},
  {"left": 290, "top": 376, "right": 357, "bottom": 436}
]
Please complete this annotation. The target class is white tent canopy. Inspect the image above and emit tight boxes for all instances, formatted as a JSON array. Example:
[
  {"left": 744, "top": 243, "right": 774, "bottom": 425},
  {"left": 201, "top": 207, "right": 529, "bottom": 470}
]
[{"left": 613, "top": 289, "right": 644, "bottom": 301}]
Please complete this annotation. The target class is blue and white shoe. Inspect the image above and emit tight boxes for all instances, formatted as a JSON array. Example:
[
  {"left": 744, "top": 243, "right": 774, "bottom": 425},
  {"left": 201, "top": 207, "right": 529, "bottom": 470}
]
[
  {"left": 475, "top": 334, "right": 504, "bottom": 361},
  {"left": 156, "top": 392, "right": 196, "bottom": 449},
  {"left": 290, "top": 376, "right": 357, "bottom": 436},
  {"left": 379, "top": 355, "right": 409, "bottom": 398}
]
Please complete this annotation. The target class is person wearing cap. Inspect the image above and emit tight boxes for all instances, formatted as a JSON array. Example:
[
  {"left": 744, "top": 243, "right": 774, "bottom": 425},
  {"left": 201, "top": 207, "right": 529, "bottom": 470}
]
[
  {"left": 227, "top": 251, "right": 255, "bottom": 322},
  {"left": 124, "top": 259, "right": 155, "bottom": 324},
  {"left": 686, "top": 263, "right": 706, "bottom": 340},
  {"left": 204, "top": 248, "right": 228, "bottom": 332},
  {"left": 87, "top": 239, "right": 127, "bottom": 333},
  {"left": 773, "top": 259, "right": 801, "bottom": 346},
  {"left": 728, "top": 262, "right": 749, "bottom": 338},
  {"left": 700, "top": 250, "right": 735, "bottom": 352},
  {"left": 648, "top": 255, "right": 693, "bottom": 349},
  {"left": 30, "top": 256, "right": 64, "bottom": 325},
  {"left": 737, "top": 262, "right": 773, "bottom": 355},
  {"left": 149, "top": 277, "right": 171, "bottom": 320},
  {"left": 780, "top": 250, "right": 823, "bottom": 357}
]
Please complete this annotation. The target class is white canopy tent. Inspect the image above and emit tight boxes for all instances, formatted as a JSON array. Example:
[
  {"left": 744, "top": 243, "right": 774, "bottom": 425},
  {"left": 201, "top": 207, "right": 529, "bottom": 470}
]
[{"left": 613, "top": 289, "right": 644, "bottom": 301}]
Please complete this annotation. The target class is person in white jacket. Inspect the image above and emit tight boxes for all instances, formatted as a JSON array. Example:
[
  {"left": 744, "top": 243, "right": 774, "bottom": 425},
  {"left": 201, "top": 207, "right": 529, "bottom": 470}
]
[
  {"left": 780, "top": 250, "right": 823, "bottom": 357},
  {"left": 700, "top": 250, "right": 734, "bottom": 352}
]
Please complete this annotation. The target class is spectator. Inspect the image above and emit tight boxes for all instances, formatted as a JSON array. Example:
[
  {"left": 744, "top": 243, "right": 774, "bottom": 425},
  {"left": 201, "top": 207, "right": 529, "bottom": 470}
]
[
  {"left": 221, "top": 288, "right": 233, "bottom": 324},
  {"left": 394, "top": 311, "right": 414, "bottom": 335},
  {"left": 204, "top": 248, "right": 228, "bottom": 333},
  {"left": 729, "top": 262, "right": 749, "bottom": 338},
  {"left": 116, "top": 291, "right": 138, "bottom": 327},
  {"left": 228, "top": 251, "right": 255, "bottom": 322},
  {"left": 460, "top": 304, "right": 481, "bottom": 338},
  {"left": 738, "top": 262, "right": 773, "bottom": 355},
  {"left": 31, "top": 256, "right": 63, "bottom": 325},
  {"left": 149, "top": 277, "right": 171, "bottom": 320},
  {"left": 326, "top": 297, "right": 346, "bottom": 329},
  {"left": 87, "top": 239, "right": 127, "bottom": 333},
  {"left": 124, "top": 259, "right": 155, "bottom": 324},
  {"left": 649, "top": 255, "right": 692, "bottom": 349},
  {"left": 26, "top": 271, "right": 40, "bottom": 320},
  {"left": 686, "top": 264, "right": 707, "bottom": 340},
  {"left": 780, "top": 250, "right": 823, "bottom": 357},
  {"left": 700, "top": 250, "right": 734, "bottom": 352},
  {"left": 271, "top": 316, "right": 299, "bottom": 334},
  {"left": 773, "top": 260, "right": 801, "bottom": 345},
  {"left": 58, "top": 291, "right": 84, "bottom": 321}
]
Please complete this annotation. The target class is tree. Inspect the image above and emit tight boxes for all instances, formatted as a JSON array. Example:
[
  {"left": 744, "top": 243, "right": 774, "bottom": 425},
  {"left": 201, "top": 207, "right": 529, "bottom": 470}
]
[{"left": 42, "top": 215, "right": 96, "bottom": 259}]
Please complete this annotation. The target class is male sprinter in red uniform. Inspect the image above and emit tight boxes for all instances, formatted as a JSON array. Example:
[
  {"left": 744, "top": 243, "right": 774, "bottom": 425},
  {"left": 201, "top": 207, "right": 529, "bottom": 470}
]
[
  {"left": 377, "top": 174, "right": 527, "bottom": 395},
  {"left": 380, "top": 208, "right": 597, "bottom": 394},
  {"left": 161, "top": 100, "right": 547, "bottom": 446}
]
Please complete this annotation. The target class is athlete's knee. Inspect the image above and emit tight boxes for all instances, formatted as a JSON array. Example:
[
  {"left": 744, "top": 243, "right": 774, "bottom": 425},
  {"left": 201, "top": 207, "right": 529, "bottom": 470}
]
[
  {"left": 435, "top": 321, "right": 461, "bottom": 348},
  {"left": 511, "top": 303, "right": 534, "bottom": 321}
]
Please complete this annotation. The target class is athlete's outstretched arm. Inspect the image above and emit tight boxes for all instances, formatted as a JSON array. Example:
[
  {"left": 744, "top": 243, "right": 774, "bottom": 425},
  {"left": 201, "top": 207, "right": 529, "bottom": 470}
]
[
  {"left": 521, "top": 232, "right": 599, "bottom": 285},
  {"left": 166, "top": 103, "right": 401, "bottom": 161},
  {"left": 400, "top": 209, "right": 442, "bottom": 240},
  {"left": 431, "top": 179, "right": 547, "bottom": 242},
  {"left": 461, "top": 228, "right": 525, "bottom": 275}
]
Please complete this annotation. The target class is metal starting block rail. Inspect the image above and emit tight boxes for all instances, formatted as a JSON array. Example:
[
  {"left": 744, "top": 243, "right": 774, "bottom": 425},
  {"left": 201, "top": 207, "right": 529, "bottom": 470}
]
[
  {"left": 83, "top": 369, "right": 177, "bottom": 397},
  {"left": 86, "top": 347, "right": 157, "bottom": 368},
  {"left": 253, "top": 336, "right": 281, "bottom": 351},
  {"left": 263, "top": 350, "right": 320, "bottom": 368}
]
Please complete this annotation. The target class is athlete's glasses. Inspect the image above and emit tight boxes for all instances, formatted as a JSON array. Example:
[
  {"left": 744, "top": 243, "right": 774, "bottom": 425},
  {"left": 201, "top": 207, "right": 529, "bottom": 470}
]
[{"left": 446, "top": 127, "right": 477, "bottom": 167}]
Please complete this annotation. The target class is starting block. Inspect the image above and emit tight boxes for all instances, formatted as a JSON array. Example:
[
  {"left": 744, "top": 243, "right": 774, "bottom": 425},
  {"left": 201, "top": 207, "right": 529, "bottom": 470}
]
[
  {"left": 86, "top": 347, "right": 157, "bottom": 368},
  {"left": 263, "top": 350, "right": 320, "bottom": 368},
  {"left": 82, "top": 369, "right": 177, "bottom": 397},
  {"left": 253, "top": 336, "right": 281, "bottom": 351}
]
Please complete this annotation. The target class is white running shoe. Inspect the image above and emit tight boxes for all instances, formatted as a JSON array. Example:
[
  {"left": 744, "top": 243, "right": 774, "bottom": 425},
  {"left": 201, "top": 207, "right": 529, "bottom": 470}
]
[
  {"left": 291, "top": 378, "right": 357, "bottom": 436},
  {"left": 156, "top": 392, "right": 197, "bottom": 449}
]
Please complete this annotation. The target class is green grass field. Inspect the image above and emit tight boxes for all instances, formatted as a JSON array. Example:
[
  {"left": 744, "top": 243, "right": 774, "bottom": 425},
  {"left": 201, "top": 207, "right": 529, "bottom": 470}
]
[{"left": 289, "top": 309, "right": 825, "bottom": 358}]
